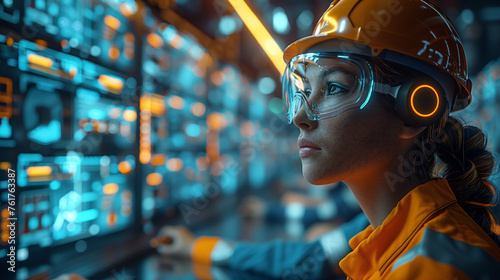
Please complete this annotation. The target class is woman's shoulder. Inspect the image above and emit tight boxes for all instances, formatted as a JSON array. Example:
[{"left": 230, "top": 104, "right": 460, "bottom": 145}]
[
  {"left": 386, "top": 221, "right": 500, "bottom": 280},
  {"left": 425, "top": 201, "right": 500, "bottom": 252},
  {"left": 387, "top": 205, "right": 500, "bottom": 279}
]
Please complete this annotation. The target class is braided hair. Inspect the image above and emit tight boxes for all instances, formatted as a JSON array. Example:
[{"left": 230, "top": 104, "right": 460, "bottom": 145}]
[
  {"left": 423, "top": 115, "right": 498, "bottom": 244},
  {"left": 367, "top": 56, "right": 499, "bottom": 245}
]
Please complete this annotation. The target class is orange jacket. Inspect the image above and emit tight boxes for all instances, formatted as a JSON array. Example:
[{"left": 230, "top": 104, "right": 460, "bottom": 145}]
[{"left": 340, "top": 179, "right": 500, "bottom": 279}]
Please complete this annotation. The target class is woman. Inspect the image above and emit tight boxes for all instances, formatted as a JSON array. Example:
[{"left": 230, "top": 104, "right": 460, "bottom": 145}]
[
  {"left": 153, "top": 0, "right": 500, "bottom": 279},
  {"left": 281, "top": 0, "right": 500, "bottom": 278}
]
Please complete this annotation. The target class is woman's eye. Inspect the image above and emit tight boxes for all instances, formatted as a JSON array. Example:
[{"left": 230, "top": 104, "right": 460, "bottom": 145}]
[{"left": 326, "top": 83, "right": 348, "bottom": 95}]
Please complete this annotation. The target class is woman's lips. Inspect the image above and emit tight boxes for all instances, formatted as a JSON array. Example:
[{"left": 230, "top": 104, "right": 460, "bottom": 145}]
[{"left": 297, "top": 138, "right": 322, "bottom": 158}]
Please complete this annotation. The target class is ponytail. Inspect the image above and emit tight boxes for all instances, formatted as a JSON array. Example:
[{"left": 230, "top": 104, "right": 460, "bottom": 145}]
[
  {"left": 423, "top": 115, "right": 499, "bottom": 244},
  {"left": 368, "top": 56, "right": 499, "bottom": 244}
]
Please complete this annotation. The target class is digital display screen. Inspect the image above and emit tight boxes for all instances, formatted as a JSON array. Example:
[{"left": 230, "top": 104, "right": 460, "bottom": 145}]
[
  {"left": 0, "top": 0, "right": 142, "bottom": 266},
  {"left": 0, "top": 1, "right": 285, "bottom": 278}
]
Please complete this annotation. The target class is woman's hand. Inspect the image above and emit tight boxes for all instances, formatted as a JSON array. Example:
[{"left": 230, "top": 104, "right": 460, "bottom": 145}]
[{"left": 150, "top": 225, "right": 195, "bottom": 258}]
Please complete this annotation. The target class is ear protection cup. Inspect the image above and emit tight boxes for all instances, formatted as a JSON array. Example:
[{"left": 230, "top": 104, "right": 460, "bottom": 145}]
[{"left": 395, "top": 77, "right": 447, "bottom": 126}]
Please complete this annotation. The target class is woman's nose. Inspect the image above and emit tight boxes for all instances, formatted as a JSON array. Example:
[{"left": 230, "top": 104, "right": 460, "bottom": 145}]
[{"left": 292, "top": 101, "right": 318, "bottom": 130}]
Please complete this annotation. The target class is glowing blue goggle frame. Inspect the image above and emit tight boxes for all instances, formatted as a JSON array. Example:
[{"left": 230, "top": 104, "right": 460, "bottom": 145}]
[{"left": 282, "top": 53, "right": 397, "bottom": 124}]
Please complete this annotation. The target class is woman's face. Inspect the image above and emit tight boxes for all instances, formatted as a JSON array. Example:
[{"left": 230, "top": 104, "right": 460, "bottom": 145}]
[{"left": 293, "top": 64, "right": 404, "bottom": 185}]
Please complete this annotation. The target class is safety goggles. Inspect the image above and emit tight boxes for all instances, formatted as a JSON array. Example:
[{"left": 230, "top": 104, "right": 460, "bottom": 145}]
[{"left": 282, "top": 53, "right": 385, "bottom": 124}]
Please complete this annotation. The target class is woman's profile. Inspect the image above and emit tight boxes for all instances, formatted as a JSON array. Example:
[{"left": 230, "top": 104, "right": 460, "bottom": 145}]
[{"left": 283, "top": 0, "right": 500, "bottom": 278}]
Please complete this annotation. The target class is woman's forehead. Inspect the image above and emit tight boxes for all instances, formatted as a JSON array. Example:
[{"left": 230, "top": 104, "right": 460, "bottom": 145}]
[
  {"left": 292, "top": 56, "right": 361, "bottom": 77},
  {"left": 293, "top": 61, "right": 359, "bottom": 82}
]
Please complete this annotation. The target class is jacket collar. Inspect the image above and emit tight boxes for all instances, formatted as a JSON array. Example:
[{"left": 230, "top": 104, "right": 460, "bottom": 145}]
[{"left": 339, "top": 179, "right": 457, "bottom": 279}]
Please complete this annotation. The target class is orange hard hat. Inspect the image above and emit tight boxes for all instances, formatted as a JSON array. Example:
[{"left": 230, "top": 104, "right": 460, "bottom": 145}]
[{"left": 283, "top": 0, "right": 472, "bottom": 112}]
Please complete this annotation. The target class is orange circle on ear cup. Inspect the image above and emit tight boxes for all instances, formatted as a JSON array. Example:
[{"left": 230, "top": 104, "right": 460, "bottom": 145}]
[{"left": 410, "top": 85, "right": 440, "bottom": 118}]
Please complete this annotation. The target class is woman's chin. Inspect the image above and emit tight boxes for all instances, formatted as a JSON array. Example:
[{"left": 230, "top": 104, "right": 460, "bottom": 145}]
[{"left": 302, "top": 170, "right": 337, "bottom": 185}]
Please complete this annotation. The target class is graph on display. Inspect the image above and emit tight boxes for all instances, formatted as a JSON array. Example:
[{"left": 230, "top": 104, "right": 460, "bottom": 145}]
[{"left": 17, "top": 153, "right": 135, "bottom": 244}]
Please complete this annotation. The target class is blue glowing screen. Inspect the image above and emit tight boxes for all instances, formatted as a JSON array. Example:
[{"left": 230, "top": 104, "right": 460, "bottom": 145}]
[{"left": 0, "top": 1, "right": 289, "bottom": 277}]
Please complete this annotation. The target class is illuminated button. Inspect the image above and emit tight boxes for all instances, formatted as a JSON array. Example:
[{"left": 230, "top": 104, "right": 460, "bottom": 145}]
[
  {"left": 139, "top": 152, "right": 151, "bottom": 165},
  {"left": 90, "top": 45, "right": 101, "bottom": 56},
  {"left": 169, "top": 34, "right": 184, "bottom": 49},
  {"left": 207, "top": 112, "right": 228, "bottom": 131},
  {"left": 200, "top": 53, "right": 213, "bottom": 67},
  {"left": 0, "top": 162, "right": 12, "bottom": 170},
  {"left": 98, "top": 75, "right": 124, "bottom": 91},
  {"left": 168, "top": 96, "right": 185, "bottom": 110},
  {"left": 186, "top": 123, "right": 201, "bottom": 137},
  {"left": 151, "top": 154, "right": 166, "bottom": 166},
  {"left": 103, "top": 183, "right": 119, "bottom": 195},
  {"left": 118, "top": 161, "right": 132, "bottom": 174},
  {"left": 410, "top": 85, "right": 439, "bottom": 118},
  {"left": 124, "top": 32, "right": 135, "bottom": 45},
  {"left": 27, "top": 54, "right": 54, "bottom": 68},
  {"left": 191, "top": 102, "right": 206, "bottom": 117},
  {"left": 104, "top": 15, "right": 121, "bottom": 30},
  {"left": 122, "top": 109, "right": 137, "bottom": 122},
  {"left": 108, "top": 108, "right": 122, "bottom": 119},
  {"left": 120, "top": 123, "right": 131, "bottom": 137},
  {"left": 97, "top": 122, "right": 107, "bottom": 133},
  {"left": 146, "top": 173, "right": 163, "bottom": 186},
  {"left": 167, "top": 158, "right": 183, "bottom": 172},
  {"left": 41, "top": 214, "right": 51, "bottom": 228},
  {"left": 193, "top": 65, "right": 206, "bottom": 78},
  {"left": 28, "top": 216, "right": 39, "bottom": 231},
  {"left": 120, "top": 3, "right": 135, "bottom": 17},
  {"left": 35, "top": 39, "right": 48, "bottom": 49},
  {"left": 1, "top": 208, "right": 9, "bottom": 218},
  {"left": 210, "top": 71, "right": 225, "bottom": 86},
  {"left": 26, "top": 166, "right": 52, "bottom": 177},
  {"left": 122, "top": 190, "right": 132, "bottom": 203},
  {"left": 108, "top": 122, "right": 119, "bottom": 134},
  {"left": 6, "top": 37, "right": 14, "bottom": 47},
  {"left": 151, "top": 95, "right": 166, "bottom": 115},
  {"left": 107, "top": 212, "right": 117, "bottom": 227},
  {"left": 147, "top": 33, "right": 164, "bottom": 49},
  {"left": 124, "top": 47, "right": 135, "bottom": 59},
  {"left": 108, "top": 45, "right": 120, "bottom": 61}
]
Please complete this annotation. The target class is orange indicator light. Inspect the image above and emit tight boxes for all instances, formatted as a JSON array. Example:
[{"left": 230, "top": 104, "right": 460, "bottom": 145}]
[
  {"left": 104, "top": 15, "right": 121, "bottom": 30},
  {"left": 27, "top": 54, "right": 54, "bottom": 68},
  {"left": 146, "top": 173, "right": 163, "bottom": 186},
  {"left": 26, "top": 166, "right": 52, "bottom": 177},
  {"left": 103, "top": 183, "right": 119, "bottom": 195},
  {"left": 98, "top": 75, "right": 124, "bottom": 90},
  {"left": 410, "top": 85, "right": 439, "bottom": 118}
]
